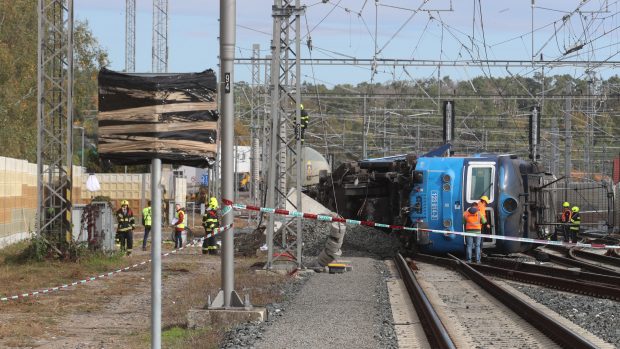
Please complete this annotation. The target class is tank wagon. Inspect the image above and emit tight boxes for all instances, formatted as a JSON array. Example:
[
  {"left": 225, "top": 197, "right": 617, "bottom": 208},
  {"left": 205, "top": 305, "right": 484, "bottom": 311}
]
[{"left": 313, "top": 148, "right": 553, "bottom": 255}]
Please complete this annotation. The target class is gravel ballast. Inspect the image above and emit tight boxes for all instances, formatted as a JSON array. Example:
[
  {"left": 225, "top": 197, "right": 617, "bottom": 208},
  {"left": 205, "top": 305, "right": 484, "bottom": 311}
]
[
  {"left": 510, "top": 283, "right": 620, "bottom": 347},
  {"left": 220, "top": 221, "right": 400, "bottom": 348}
]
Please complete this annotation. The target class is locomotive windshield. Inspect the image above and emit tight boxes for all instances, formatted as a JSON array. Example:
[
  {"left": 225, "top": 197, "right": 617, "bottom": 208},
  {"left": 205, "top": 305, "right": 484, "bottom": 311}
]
[{"left": 466, "top": 163, "right": 495, "bottom": 203}]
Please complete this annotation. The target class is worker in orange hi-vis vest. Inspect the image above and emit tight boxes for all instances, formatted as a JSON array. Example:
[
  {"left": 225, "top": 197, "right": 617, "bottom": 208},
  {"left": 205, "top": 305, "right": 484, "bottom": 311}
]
[
  {"left": 173, "top": 203, "right": 185, "bottom": 249},
  {"left": 463, "top": 202, "right": 487, "bottom": 264}
]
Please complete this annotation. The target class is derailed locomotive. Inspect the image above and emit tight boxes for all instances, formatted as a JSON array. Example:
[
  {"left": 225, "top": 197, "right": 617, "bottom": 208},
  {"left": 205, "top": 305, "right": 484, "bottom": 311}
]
[{"left": 313, "top": 147, "right": 554, "bottom": 255}]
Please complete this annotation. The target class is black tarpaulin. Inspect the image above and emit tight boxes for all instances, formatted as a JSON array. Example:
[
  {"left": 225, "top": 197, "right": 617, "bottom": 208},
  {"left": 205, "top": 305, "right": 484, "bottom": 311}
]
[{"left": 97, "top": 68, "right": 218, "bottom": 167}]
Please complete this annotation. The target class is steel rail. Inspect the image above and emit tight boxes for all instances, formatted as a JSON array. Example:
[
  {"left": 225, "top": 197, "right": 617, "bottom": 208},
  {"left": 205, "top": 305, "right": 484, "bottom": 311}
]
[
  {"left": 394, "top": 253, "right": 455, "bottom": 349},
  {"left": 446, "top": 254, "right": 598, "bottom": 349},
  {"left": 483, "top": 257, "right": 620, "bottom": 287},
  {"left": 468, "top": 263, "right": 620, "bottom": 301},
  {"left": 415, "top": 253, "right": 598, "bottom": 349},
  {"left": 531, "top": 249, "right": 620, "bottom": 277},
  {"left": 569, "top": 248, "right": 620, "bottom": 268}
]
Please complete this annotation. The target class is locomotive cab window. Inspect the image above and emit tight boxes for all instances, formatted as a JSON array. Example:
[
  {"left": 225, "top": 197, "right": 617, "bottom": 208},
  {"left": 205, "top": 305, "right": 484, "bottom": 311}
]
[{"left": 466, "top": 163, "right": 495, "bottom": 203}]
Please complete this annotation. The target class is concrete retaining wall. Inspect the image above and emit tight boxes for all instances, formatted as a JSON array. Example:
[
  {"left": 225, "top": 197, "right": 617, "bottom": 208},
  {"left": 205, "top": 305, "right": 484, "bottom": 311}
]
[{"left": 0, "top": 156, "right": 185, "bottom": 246}]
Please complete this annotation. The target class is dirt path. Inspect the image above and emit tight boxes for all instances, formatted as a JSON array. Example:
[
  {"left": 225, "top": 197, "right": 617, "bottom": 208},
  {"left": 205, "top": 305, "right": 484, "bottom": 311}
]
[{"left": 0, "top": 246, "right": 220, "bottom": 349}]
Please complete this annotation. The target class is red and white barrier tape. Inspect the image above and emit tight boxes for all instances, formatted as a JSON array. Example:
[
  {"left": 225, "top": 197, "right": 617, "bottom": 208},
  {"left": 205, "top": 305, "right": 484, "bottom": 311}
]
[
  {"left": 0, "top": 224, "right": 233, "bottom": 303},
  {"left": 221, "top": 199, "right": 620, "bottom": 250},
  {"left": 205, "top": 223, "right": 233, "bottom": 240}
]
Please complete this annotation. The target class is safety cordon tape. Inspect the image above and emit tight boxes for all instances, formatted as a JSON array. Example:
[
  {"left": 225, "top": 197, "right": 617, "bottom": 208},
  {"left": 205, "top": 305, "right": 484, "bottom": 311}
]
[
  {"left": 221, "top": 199, "right": 620, "bottom": 250},
  {"left": 0, "top": 224, "right": 233, "bottom": 303}
]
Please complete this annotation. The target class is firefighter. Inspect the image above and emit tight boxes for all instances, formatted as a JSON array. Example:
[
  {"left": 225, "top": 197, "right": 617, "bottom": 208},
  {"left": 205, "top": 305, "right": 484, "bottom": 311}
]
[
  {"left": 300, "top": 104, "right": 309, "bottom": 144},
  {"left": 202, "top": 197, "right": 220, "bottom": 255},
  {"left": 568, "top": 206, "right": 581, "bottom": 243},
  {"left": 116, "top": 200, "right": 136, "bottom": 256},
  {"left": 463, "top": 202, "right": 487, "bottom": 264},
  {"left": 240, "top": 173, "right": 250, "bottom": 192},
  {"left": 173, "top": 203, "right": 185, "bottom": 249},
  {"left": 478, "top": 195, "right": 491, "bottom": 234}
]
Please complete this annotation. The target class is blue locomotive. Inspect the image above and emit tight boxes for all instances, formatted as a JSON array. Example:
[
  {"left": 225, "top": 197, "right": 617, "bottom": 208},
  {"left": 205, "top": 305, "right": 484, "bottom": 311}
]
[
  {"left": 314, "top": 147, "right": 551, "bottom": 255},
  {"left": 409, "top": 153, "right": 547, "bottom": 254}
]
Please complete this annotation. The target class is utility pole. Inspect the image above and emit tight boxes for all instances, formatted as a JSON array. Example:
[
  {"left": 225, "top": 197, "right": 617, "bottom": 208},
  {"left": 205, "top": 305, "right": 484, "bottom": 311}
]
[
  {"left": 37, "top": 0, "right": 74, "bottom": 253},
  {"left": 443, "top": 101, "right": 454, "bottom": 150},
  {"left": 551, "top": 114, "right": 559, "bottom": 175},
  {"left": 265, "top": 0, "right": 304, "bottom": 269},
  {"left": 362, "top": 95, "right": 367, "bottom": 159},
  {"left": 150, "top": 1, "right": 168, "bottom": 347},
  {"left": 209, "top": 0, "right": 245, "bottom": 308},
  {"left": 585, "top": 71, "right": 596, "bottom": 178},
  {"left": 150, "top": 159, "right": 162, "bottom": 349},
  {"left": 564, "top": 84, "right": 573, "bottom": 200},
  {"left": 529, "top": 106, "right": 541, "bottom": 162},
  {"left": 383, "top": 108, "right": 387, "bottom": 157}
]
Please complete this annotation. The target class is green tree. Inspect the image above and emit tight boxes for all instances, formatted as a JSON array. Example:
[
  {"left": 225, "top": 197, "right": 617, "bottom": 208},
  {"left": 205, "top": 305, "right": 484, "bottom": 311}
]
[{"left": 0, "top": 1, "right": 108, "bottom": 162}]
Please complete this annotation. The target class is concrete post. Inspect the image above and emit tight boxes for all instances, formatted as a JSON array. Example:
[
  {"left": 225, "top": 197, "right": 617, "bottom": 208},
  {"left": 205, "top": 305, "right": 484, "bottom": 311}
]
[
  {"left": 151, "top": 158, "right": 162, "bottom": 349},
  {"left": 217, "top": 0, "right": 243, "bottom": 308}
]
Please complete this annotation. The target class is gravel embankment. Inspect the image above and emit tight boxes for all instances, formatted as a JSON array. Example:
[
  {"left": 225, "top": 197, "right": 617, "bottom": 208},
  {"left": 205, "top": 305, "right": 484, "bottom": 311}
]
[
  {"left": 509, "top": 282, "right": 620, "bottom": 347},
  {"left": 220, "top": 221, "right": 400, "bottom": 348}
]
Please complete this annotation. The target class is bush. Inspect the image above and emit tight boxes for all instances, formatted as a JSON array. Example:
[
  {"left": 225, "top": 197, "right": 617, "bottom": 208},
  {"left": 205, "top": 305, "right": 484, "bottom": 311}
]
[
  {"left": 66, "top": 241, "right": 90, "bottom": 261},
  {"left": 18, "top": 234, "right": 49, "bottom": 262},
  {"left": 14, "top": 234, "right": 93, "bottom": 262}
]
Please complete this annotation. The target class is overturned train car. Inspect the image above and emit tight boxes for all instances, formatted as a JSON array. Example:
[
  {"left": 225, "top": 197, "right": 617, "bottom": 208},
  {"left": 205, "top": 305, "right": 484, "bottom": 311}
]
[{"left": 314, "top": 150, "right": 553, "bottom": 255}]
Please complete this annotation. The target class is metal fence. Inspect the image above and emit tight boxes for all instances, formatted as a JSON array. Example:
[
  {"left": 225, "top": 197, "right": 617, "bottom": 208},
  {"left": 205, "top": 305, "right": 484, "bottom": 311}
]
[{"left": 549, "top": 178, "right": 617, "bottom": 234}]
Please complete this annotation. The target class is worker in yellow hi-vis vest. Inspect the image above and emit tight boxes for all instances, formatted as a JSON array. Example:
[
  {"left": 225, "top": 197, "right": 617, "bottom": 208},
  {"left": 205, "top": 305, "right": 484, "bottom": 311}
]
[{"left": 141, "top": 200, "right": 152, "bottom": 251}]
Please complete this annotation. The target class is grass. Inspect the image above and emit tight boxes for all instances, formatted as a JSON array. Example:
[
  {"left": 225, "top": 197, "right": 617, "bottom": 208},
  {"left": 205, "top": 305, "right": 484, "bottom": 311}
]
[
  {"left": 0, "top": 240, "right": 139, "bottom": 300},
  {"left": 161, "top": 326, "right": 220, "bottom": 349},
  {"left": 135, "top": 256, "right": 292, "bottom": 348},
  {"left": 1, "top": 217, "right": 296, "bottom": 348}
]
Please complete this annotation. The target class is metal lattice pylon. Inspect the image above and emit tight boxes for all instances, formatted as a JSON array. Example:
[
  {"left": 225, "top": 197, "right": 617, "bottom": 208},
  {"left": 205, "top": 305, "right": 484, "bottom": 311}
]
[
  {"left": 250, "top": 44, "right": 261, "bottom": 209},
  {"left": 125, "top": 0, "right": 136, "bottom": 72},
  {"left": 265, "top": 0, "right": 304, "bottom": 269},
  {"left": 152, "top": 0, "right": 168, "bottom": 73},
  {"left": 260, "top": 54, "right": 272, "bottom": 206},
  {"left": 36, "top": 0, "right": 74, "bottom": 250}
]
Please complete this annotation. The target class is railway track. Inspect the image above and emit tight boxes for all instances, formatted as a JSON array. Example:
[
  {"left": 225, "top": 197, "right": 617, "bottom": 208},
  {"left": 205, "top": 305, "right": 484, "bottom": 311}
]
[
  {"left": 569, "top": 248, "right": 620, "bottom": 269},
  {"left": 483, "top": 256, "right": 620, "bottom": 284},
  {"left": 536, "top": 246, "right": 620, "bottom": 276},
  {"left": 475, "top": 256, "right": 620, "bottom": 300},
  {"left": 417, "top": 254, "right": 620, "bottom": 300},
  {"left": 393, "top": 253, "right": 455, "bottom": 349},
  {"left": 394, "top": 253, "right": 604, "bottom": 348}
]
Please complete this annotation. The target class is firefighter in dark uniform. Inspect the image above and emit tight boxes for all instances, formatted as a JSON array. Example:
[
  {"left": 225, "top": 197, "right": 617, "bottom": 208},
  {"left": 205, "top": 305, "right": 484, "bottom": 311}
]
[
  {"left": 568, "top": 206, "right": 581, "bottom": 243},
  {"left": 300, "top": 104, "right": 309, "bottom": 144},
  {"left": 116, "top": 200, "right": 136, "bottom": 256},
  {"left": 202, "top": 197, "right": 220, "bottom": 255}
]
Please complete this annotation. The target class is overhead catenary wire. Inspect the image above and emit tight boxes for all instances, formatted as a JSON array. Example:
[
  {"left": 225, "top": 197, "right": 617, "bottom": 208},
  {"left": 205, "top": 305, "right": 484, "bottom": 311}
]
[{"left": 231, "top": 1, "right": 620, "bottom": 179}]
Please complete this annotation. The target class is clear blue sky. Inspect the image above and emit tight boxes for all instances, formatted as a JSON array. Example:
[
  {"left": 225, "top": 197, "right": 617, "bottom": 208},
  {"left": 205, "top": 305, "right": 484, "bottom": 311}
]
[{"left": 75, "top": 0, "right": 620, "bottom": 86}]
